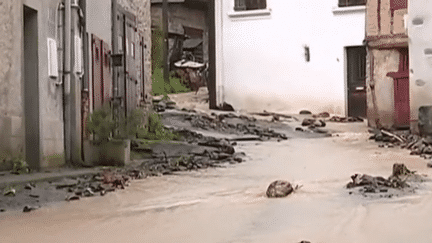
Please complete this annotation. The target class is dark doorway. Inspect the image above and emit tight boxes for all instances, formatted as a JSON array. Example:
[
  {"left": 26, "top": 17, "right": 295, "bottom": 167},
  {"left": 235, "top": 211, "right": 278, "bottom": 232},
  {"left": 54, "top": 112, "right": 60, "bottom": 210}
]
[
  {"left": 24, "top": 5, "right": 40, "bottom": 170},
  {"left": 347, "top": 46, "right": 367, "bottom": 118}
]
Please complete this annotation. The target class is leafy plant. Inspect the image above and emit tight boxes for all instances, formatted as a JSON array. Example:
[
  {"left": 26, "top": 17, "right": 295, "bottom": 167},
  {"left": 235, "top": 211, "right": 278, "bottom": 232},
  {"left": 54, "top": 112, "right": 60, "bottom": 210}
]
[
  {"left": 116, "top": 109, "right": 145, "bottom": 139},
  {"left": 137, "top": 112, "right": 180, "bottom": 140},
  {"left": 10, "top": 157, "right": 30, "bottom": 174},
  {"left": 151, "top": 68, "right": 191, "bottom": 96},
  {"left": 86, "top": 105, "right": 116, "bottom": 143}
]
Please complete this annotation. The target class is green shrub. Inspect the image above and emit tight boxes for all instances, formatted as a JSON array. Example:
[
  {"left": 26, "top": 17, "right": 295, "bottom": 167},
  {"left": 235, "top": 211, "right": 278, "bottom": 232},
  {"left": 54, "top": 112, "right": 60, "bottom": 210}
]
[
  {"left": 137, "top": 112, "right": 180, "bottom": 140},
  {"left": 151, "top": 68, "right": 191, "bottom": 96},
  {"left": 86, "top": 105, "right": 116, "bottom": 143}
]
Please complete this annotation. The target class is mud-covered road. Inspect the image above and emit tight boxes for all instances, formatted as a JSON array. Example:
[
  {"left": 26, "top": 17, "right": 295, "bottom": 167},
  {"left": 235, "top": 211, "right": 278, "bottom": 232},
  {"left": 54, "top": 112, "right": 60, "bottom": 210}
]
[{"left": 2, "top": 126, "right": 432, "bottom": 243}]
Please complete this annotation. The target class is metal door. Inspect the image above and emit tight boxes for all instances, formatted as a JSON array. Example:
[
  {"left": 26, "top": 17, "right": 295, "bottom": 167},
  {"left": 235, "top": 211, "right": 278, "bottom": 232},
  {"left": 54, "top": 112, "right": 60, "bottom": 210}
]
[
  {"left": 113, "top": 3, "right": 139, "bottom": 121},
  {"left": 91, "top": 34, "right": 103, "bottom": 110},
  {"left": 347, "top": 46, "right": 367, "bottom": 118},
  {"left": 125, "top": 14, "right": 138, "bottom": 115}
]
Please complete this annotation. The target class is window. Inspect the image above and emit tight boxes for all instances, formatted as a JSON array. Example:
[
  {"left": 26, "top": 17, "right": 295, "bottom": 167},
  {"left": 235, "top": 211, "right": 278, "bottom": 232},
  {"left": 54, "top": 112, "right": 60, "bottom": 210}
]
[
  {"left": 338, "top": 0, "right": 366, "bottom": 7},
  {"left": 234, "top": 0, "right": 266, "bottom": 11}
]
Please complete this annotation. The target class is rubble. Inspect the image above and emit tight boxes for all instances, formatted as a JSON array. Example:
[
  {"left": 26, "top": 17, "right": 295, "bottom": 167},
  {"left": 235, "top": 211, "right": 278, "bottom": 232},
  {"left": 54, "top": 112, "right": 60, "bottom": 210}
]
[
  {"left": 369, "top": 128, "right": 432, "bottom": 164},
  {"left": 328, "top": 116, "right": 364, "bottom": 122},
  {"left": 346, "top": 163, "right": 428, "bottom": 198}
]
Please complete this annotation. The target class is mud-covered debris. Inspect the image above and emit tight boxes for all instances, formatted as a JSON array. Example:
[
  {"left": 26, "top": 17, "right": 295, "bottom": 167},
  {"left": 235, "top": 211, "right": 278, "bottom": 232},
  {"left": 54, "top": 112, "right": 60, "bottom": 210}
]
[
  {"left": 66, "top": 195, "right": 80, "bottom": 201},
  {"left": 266, "top": 180, "right": 294, "bottom": 198},
  {"left": 3, "top": 188, "right": 16, "bottom": 196},
  {"left": 23, "top": 205, "right": 39, "bottom": 213},
  {"left": 346, "top": 163, "right": 425, "bottom": 197},
  {"left": 24, "top": 183, "right": 35, "bottom": 190},
  {"left": 329, "top": 116, "right": 363, "bottom": 122},
  {"left": 299, "top": 110, "right": 312, "bottom": 115}
]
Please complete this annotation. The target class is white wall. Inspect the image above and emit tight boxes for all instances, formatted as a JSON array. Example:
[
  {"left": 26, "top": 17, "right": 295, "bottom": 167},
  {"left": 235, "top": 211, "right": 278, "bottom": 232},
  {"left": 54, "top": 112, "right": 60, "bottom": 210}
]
[
  {"left": 408, "top": 0, "right": 432, "bottom": 130},
  {"left": 217, "top": 0, "right": 365, "bottom": 114}
]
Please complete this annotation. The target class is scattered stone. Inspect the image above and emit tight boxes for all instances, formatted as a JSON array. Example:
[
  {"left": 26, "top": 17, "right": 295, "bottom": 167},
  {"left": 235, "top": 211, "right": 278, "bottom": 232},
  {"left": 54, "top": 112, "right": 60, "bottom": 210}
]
[
  {"left": 3, "top": 188, "right": 16, "bottom": 196},
  {"left": 301, "top": 118, "right": 315, "bottom": 126},
  {"left": 53, "top": 179, "right": 79, "bottom": 189},
  {"left": 66, "top": 195, "right": 80, "bottom": 201},
  {"left": 23, "top": 206, "right": 38, "bottom": 213},
  {"left": 29, "top": 194, "right": 40, "bottom": 198},
  {"left": 427, "top": 162, "right": 432, "bottom": 168},
  {"left": 299, "top": 110, "right": 312, "bottom": 115},
  {"left": 24, "top": 183, "right": 35, "bottom": 190},
  {"left": 295, "top": 127, "right": 304, "bottom": 132},
  {"left": 0, "top": 208, "right": 5, "bottom": 212},
  {"left": 266, "top": 180, "right": 294, "bottom": 198}
]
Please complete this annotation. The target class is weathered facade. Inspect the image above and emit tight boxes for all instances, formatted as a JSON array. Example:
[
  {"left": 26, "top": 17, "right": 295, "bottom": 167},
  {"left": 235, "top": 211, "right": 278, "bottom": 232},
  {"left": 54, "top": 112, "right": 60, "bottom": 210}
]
[
  {"left": 407, "top": 0, "right": 432, "bottom": 133},
  {"left": 215, "top": 0, "right": 367, "bottom": 115},
  {"left": 0, "top": 0, "right": 151, "bottom": 170},
  {"left": 151, "top": 0, "right": 210, "bottom": 65},
  {"left": 365, "top": 0, "right": 408, "bottom": 129}
]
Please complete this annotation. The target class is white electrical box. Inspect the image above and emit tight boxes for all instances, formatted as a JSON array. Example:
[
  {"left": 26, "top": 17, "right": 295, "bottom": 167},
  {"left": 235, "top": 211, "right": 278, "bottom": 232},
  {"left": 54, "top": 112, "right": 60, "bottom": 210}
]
[
  {"left": 47, "top": 38, "right": 58, "bottom": 78},
  {"left": 74, "top": 35, "right": 82, "bottom": 74}
]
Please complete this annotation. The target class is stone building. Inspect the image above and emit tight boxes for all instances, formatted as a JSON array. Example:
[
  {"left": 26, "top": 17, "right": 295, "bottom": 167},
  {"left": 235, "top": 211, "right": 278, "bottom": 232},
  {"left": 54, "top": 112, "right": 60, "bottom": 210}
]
[
  {"left": 0, "top": 0, "right": 152, "bottom": 170},
  {"left": 365, "top": 0, "right": 408, "bottom": 129}
]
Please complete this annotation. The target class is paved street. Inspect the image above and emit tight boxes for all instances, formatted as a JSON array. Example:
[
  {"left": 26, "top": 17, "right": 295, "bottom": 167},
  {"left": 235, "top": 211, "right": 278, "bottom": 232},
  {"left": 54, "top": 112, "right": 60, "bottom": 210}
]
[{"left": 1, "top": 122, "right": 432, "bottom": 243}]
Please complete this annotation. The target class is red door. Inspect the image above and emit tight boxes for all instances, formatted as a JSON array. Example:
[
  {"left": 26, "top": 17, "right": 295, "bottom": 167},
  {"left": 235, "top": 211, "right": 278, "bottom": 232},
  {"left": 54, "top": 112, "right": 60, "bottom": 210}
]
[
  {"left": 394, "top": 77, "right": 410, "bottom": 125},
  {"left": 387, "top": 48, "right": 409, "bottom": 127}
]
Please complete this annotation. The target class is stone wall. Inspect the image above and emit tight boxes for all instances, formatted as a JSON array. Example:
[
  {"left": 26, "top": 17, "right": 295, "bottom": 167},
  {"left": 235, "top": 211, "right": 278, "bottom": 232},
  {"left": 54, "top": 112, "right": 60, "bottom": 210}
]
[{"left": 0, "top": 1, "right": 25, "bottom": 163}]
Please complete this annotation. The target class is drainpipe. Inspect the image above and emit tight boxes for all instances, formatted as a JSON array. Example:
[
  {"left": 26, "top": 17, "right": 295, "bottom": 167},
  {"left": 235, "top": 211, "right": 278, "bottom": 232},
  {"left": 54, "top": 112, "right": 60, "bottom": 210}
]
[
  {"left": 64, "top": 0, "right": 72, "bottom": 164},
  {"left": 162, "top": 0, "right": 169, "bottom": 91}
]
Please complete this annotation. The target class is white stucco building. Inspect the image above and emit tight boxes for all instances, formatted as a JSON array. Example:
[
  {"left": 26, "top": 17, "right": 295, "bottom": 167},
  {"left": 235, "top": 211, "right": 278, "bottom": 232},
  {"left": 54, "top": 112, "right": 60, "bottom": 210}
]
[
  {"left": 408, "top": 0, "right": 432, "bottom": 133},
  {"left": 214, "top": 0, "right": 367, "bottom": 115}
]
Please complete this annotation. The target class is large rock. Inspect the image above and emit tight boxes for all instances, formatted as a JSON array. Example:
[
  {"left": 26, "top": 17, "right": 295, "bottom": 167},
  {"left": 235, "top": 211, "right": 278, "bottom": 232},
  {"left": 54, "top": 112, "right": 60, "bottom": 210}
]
[{"left": 266, "top": 180, "right": 294, "bottom": 198}]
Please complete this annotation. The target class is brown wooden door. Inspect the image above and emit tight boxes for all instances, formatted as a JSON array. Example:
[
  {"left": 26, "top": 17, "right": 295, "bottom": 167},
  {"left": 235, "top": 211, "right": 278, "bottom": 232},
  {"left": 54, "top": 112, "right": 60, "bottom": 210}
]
[{"left": 347, "top": 46, "right": 367, "bottom": 118}]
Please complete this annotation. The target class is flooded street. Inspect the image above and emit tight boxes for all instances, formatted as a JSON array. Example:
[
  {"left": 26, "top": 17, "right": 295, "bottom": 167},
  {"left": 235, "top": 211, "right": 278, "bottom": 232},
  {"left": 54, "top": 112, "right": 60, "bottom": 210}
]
[{"left": 2, "top": 129, "right": 432, "bottom": 243}]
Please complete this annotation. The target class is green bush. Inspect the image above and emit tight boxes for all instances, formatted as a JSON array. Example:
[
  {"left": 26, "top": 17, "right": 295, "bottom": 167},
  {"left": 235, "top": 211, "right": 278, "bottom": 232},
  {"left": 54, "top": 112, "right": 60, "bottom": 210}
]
[
  {"left": 86, "top": 105, "right": 116, "bottom": 143},
  {"left": 137, "top": 112, "right": 180, "bottom": 140},
  {"left": 151, "top": 68, "right": 191, "bottom": 96}
]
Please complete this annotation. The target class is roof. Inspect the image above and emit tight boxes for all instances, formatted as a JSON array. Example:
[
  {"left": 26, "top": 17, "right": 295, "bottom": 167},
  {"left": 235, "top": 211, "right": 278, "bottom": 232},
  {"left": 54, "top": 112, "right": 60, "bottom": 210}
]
[{"left": 183, "top": 38, "right": 203, "bottom": 49}]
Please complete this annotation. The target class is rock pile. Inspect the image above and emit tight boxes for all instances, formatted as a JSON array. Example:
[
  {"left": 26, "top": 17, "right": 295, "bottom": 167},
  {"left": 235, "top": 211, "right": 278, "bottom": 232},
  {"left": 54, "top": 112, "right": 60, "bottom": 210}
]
[
  {"left": 346, "top": 163, "right": 427, "bottom": 197},
  {"left": 328, "top": 116, "right": 364, "bottom": 122},
  {"left": 368, "top": 129, "right": 432, "bottom": 161}
]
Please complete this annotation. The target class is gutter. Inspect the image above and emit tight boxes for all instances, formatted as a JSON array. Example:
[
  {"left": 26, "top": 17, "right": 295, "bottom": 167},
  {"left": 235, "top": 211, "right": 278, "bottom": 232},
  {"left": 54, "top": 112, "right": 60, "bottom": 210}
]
[{"left": 64, "top": 0, "right": 72, "bottom": 164}]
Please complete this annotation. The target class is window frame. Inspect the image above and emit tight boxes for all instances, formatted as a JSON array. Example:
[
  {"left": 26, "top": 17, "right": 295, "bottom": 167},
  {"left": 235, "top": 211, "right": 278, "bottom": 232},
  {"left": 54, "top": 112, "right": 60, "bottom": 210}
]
[
  {"left": 234, "top": 0, "right": 267, "bottom": 12},
  {"left": 338, "top": 0, "right": 366, "bottom": 8}
]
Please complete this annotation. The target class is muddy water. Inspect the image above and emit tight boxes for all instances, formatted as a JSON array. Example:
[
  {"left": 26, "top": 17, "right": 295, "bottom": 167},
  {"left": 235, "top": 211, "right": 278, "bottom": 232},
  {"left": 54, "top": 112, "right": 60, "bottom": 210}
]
[{"left": 2, "top": 133, "right": 432, "bottom": 243}]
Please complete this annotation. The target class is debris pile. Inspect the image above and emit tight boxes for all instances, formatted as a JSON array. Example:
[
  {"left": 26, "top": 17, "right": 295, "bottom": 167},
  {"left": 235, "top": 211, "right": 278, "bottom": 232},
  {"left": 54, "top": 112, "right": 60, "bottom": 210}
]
[
  {"left": 368, "top": 129, "right": 432, "bottom": 161},
  {"left": 328, "top": 116, "right": 364, "bottom": 122},
  {"left": 346, "top": 163, "right": 427, "bottom": 197},
  {"left": 182, "top": 112, "right": 289, "bottom": 140}
]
